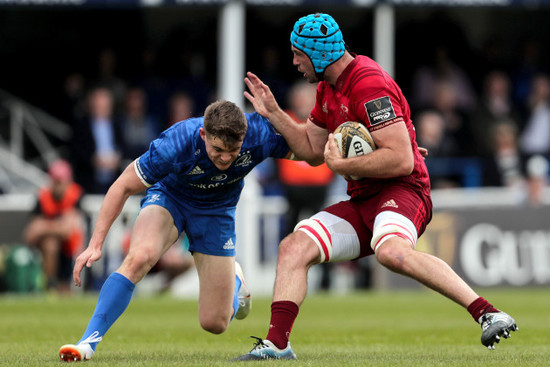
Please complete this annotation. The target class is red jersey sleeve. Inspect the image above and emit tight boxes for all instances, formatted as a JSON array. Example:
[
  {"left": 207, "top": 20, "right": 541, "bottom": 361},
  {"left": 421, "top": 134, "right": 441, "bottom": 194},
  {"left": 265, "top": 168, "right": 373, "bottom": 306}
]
[
  {"left": 350, "top": 72, "right": 407, "bottom": 133},
  {"left": 309, "top": 82, "right": 329, "bottom": 129}
]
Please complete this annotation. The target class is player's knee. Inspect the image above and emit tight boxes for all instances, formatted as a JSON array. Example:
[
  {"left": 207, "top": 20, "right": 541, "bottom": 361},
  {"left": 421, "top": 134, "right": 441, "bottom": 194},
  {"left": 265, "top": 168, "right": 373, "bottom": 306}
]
[
  {"left": 375, "top": 239, "right": 411, "bottom": 273},
  {"left": 278, "top": 231, "right": 319, "bottom": 267},
  {"left": 124, "top": 248, "right": 158, "bottom": 276},
  {"left": 371, "top": 213, "right": 417, "bottom": 273},
  {"left": 278, "top": 234, "right": 301, "bottom": 261},
  {"left": 199, "top": 315, "right": 229, "bottom": 335}
]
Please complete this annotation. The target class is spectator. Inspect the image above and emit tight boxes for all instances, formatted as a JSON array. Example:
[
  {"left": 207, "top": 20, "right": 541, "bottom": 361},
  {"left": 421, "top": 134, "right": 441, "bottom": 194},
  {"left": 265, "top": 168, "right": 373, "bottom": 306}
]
[
  {"left": 482, "top": 120, "right": 526, "bottom": 189},
  {"left": 93, "top": 48, "right": 127, "bottom": 114},
  {"left": 415, "top": 110, "right": 459, "bottom": 158},
  {"left": 276, "top": 81, "right": 336, "bottom": 289},
  {"left": 519, "top": 73, "right": 550, "bottom": 157},
  {"left": 55, "top": 72, "right": 87, "bottom": 124},
  {"left": 121, "top": 87, "right": 161, "bottom": 165},
  {"left": 166, "top": 91, "right": 195, "bottom": 128},
  {"left": 70, "top": 86, "right": 125, "bottom": 194},
  {"left": 23, "top": 160, "right": 85, "bottom": 293},
  {"left": 411, "top": 45, "right": 477, "bottom": 113},
  {"left": 470, "top": 71, "right": 524, "bottom": 156},
  {"left": 431, "top": 79, "right": 474, "bottom": 157},
  {"left": 277, "top": 81, "right": 334, "bottom": 229},
  {"left": 511, "top": 38, "right": 545, "bottom": 113},
  {"left": 415, "top": 110, "right": 462, "bottom": 188},
  {"left": 524, "top": 155, "right": 549, "bottom": 206}
]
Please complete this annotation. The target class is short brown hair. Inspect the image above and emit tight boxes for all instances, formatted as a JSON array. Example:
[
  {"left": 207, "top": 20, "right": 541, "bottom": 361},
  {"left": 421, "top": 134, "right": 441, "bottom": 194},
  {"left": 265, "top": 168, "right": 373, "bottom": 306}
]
[{"left": 203, "top": 100, "right": 247, "bottom": 146}]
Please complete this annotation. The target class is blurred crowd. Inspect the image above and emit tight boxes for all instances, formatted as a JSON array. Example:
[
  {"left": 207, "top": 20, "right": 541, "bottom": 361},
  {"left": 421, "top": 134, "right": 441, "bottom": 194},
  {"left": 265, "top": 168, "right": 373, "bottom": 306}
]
[
  {"left": 51, "top": 47, "right": 207, "bottom": 195},
  {"left": 6, "top": 26, "right": 550, "bottom": 294},
  {"left": 411, "top": 44, "right": 550, "bottom": 201},
  {"left": 41, "top": 40, "right": 550, "bottom": 203}
]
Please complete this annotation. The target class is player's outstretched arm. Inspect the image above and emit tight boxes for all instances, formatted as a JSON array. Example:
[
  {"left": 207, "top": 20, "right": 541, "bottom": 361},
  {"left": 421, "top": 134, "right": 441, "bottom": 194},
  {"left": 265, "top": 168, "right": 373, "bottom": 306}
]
[
  {"left": 244, "top": 72, "right": 326, "bottom": 165},
  {"left": 73, "top": 161, "right": 148, "bottom": 287}
]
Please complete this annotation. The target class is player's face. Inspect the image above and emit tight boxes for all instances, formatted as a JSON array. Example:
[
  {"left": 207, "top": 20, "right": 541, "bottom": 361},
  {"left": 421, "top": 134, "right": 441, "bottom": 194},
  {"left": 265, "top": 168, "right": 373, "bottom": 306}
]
[
  {"left": 292, "top": 46, "right": 318, "bottom": 83},
  {"left": 200, "top": 128, "right": 243, "bottom": 170}
]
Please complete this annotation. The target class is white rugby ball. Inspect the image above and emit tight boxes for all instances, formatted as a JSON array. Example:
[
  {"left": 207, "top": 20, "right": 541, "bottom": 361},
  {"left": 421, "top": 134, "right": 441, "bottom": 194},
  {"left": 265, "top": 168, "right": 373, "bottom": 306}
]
[{"left": 333, "top": 121, "right": 376, "bottom": 180}]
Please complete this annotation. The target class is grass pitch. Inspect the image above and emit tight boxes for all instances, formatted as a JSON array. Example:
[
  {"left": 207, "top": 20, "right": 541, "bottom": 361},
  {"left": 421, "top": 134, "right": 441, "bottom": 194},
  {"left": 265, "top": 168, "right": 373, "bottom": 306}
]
[{"left": 0, "top": 288, "right": 547, "bottom": 366}]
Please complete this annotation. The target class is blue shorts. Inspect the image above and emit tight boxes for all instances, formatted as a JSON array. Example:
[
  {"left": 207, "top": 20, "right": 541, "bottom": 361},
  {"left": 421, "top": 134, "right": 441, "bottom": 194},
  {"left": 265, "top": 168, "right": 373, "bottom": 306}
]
[{"left": 140, "top": 188, "right": 237, "bottom": 257}]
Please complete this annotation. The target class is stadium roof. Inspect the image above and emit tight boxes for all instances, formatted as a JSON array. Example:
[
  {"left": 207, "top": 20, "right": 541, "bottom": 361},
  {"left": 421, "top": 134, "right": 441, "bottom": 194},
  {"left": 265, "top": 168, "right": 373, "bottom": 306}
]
[{"left": 1, "top": 0, "right": 550, "bottom": 7}]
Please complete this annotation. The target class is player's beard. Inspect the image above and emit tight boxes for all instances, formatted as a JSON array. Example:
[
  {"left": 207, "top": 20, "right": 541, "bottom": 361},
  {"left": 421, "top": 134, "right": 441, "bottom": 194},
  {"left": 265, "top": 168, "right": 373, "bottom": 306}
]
[
  {"left": 304, "top": 72, "right": 319, "bottom": 83},
  {"left": 299, "top": 67, "right": 319, "bottom": 83}
]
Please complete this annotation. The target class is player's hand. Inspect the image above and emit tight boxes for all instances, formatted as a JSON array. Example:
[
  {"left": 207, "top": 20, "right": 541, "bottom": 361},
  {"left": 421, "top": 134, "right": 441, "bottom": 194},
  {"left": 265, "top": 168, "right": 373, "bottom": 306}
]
[
  {"left": 244, "top": 72, "right": 281, "bottom": 116},
  {"left": 418, "top": 146, "right": 428, "bottom": 159},
  {"left": 73, "top": 245, "right": 102, "bottom": 287},
  {"left": 324, "top": 133, "right": 344, "bottom": 174}
]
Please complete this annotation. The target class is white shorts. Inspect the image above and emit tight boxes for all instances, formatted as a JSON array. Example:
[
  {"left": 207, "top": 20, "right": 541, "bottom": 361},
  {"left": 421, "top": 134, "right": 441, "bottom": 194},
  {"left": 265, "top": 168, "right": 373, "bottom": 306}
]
[{"left": 295, "top": 210, "right": 418, "bottom": 263}]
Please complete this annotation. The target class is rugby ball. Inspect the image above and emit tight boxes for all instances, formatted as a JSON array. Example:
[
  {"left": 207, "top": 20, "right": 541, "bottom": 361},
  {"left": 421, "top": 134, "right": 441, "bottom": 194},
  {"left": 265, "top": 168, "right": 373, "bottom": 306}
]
[{"left": 333, "top": 121, "right": 376, "bottom": 180}]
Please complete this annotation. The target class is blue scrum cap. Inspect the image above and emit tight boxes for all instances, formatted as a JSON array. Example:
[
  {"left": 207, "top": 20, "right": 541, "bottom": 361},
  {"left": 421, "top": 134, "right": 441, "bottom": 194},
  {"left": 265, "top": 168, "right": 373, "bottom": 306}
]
[{"left": 290, "top": 13, "right": 345, "bottom": 76}]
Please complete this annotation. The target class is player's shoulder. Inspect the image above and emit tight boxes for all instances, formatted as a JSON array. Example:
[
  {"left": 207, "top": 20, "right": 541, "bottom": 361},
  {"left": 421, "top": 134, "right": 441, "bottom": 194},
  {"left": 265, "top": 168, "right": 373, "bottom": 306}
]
[
  {"left": 166, "top": 116, "right": 203, "bottom": 134},
  {"left": 243, "top": 112, "right": 284, "bottom": 148},
  {"left": 347, "top": 56, "right": 386, "bottom": 92},
  {"left": 151, "top": 117, "right": 202, "bottom": 159},
  {"left": 244, "top": 112, "right": 273, "bottom": 136},
  {"left": 245, "top": 112, "right": 270, "bottom": 127}
]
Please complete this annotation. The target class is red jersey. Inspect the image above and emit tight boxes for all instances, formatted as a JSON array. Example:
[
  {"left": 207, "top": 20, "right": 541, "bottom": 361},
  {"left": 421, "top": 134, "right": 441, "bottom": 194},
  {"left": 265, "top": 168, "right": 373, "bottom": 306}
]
[{"left": 309, "top": 55, "right": 431, "bottom": 199}]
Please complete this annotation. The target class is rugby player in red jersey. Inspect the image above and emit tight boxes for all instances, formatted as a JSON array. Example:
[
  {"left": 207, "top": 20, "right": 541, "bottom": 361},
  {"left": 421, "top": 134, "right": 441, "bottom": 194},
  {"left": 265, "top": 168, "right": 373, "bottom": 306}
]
[{"left": 233, "top": 13, "right": 517, "bottom": 361}]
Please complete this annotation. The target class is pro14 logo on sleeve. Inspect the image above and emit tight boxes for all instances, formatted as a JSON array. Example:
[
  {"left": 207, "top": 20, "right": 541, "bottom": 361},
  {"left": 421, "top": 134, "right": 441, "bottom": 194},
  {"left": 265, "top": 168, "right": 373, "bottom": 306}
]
[{"left": 365, "top": 96, "right": 396, "bottom": 125}]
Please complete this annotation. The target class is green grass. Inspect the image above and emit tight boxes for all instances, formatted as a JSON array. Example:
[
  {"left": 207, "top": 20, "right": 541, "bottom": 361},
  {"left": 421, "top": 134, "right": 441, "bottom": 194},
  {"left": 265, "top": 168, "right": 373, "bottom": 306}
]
[{"left": 0, "top": 288, "right": 548, "bottom": 366}]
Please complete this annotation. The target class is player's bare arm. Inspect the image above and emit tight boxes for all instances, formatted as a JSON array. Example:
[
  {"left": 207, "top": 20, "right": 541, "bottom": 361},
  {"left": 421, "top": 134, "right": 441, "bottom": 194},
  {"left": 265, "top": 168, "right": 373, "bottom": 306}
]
[
  {"left": 73, "top": 160, "right": 148, "bottom": 287},
  {"left": 244, "top": 71, "right": 326, "bottom": 165},
  {"left": 325, "top": 120, "right": 414, "bottom": 179}
]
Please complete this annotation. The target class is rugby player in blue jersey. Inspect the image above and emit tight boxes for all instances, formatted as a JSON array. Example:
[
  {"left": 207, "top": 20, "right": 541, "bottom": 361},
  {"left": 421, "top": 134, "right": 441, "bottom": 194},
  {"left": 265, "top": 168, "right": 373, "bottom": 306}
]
[{"left": 59, "top": 100, "right": 291, "bottom": 362}]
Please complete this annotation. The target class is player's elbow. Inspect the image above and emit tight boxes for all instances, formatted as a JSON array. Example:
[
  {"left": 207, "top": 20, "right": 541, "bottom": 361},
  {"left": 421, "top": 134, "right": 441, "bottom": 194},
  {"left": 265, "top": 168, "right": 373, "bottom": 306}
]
[
  {"left": 396, "top": 156, "right": 414, "bottom": 176},
  {"left": 306, "top": 149, "right": 326, "bottom": 166},
  {"left": 306, "top": 157, "right": 325, "bottom": 167}
]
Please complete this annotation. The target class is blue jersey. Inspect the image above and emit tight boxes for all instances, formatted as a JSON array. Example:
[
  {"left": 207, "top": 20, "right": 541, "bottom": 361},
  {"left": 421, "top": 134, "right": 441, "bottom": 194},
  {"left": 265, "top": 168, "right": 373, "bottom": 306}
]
[{"left": 135, "top": 112, "right": 289, "bottom": 209}]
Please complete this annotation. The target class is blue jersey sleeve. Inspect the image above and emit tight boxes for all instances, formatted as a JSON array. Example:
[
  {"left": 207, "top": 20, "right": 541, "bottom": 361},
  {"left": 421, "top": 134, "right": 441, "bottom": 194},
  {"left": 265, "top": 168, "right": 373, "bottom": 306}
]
[
  {"left": 246, "top": 113, "right": 290, "bottom": 159},
  {"left": 135, "top": 120, "right": 197, "bottom": 186}
]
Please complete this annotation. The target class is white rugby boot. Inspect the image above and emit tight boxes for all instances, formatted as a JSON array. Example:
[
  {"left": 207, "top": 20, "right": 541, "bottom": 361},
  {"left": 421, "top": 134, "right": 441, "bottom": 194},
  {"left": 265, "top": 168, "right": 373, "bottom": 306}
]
[
  {"left": 479, "top": 311, "right": 518, "bottom": 349},
  {"left": 59, "top": 331, "right": 102, "bottom": 362},
  {"left": 234, "top": 261, "right": 251, "bottom": 320}
]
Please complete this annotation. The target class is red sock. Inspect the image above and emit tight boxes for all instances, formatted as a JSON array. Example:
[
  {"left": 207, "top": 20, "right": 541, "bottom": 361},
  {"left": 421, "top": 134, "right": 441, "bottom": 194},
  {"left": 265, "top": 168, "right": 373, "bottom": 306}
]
[
  {"left": 467, "top": 297, "right": 499, "bottom": 322},
  {"left": 266, "top": 301, "right": 299, "bottom": 349}
]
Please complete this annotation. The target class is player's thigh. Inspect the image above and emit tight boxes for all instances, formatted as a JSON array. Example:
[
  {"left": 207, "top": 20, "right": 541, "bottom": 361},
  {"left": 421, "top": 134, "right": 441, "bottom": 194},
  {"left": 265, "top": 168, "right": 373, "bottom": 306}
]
[
  {"left": 295, "top": 200, "right": 373, "bottom": 263},
  {"left": 370, "top": 185, "right": 431, "bottom": 252},
  {"left": 128, "top": 204, "right": 180, "bottom": 261},
  {"left": 193, "top": 252, "right": 235, "bottom": 314}
]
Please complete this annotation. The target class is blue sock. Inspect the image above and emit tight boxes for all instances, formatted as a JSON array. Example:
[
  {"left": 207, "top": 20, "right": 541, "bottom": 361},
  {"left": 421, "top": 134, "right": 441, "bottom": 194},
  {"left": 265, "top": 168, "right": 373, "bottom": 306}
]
[
  {"left": 232, "top": 274, "right": 242, "bottom": 320},
  {"left": 78, "top": 272, "right": 135, "bottom": 351}
]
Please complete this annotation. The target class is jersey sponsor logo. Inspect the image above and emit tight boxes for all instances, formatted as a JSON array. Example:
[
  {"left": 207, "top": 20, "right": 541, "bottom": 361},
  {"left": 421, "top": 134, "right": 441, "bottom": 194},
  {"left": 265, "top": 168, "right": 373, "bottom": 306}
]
[
  {"left": 365, "top": 96, "right": 396, "bottom": 126},
  {"left": 211, "top": 174, "right": 228, "bottom": 182},
  {"left": 235, "top": 154, "right": 253, "bottom": 167},
  {"left": 146, "top": 194, "right": 161, "bottom": 203},
  {"left": 188, "top": 174, "right": 245, "bottom": 190},
  {"left": 381, "top": 199, "right": 399, "bottom": 209},
  {"left": 188, "top": 165, "right": 205, "bottom": 175},
  {"left": 223, "top": 238, "right": 235, "bottom": 250}
]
